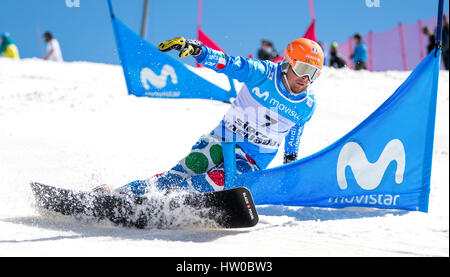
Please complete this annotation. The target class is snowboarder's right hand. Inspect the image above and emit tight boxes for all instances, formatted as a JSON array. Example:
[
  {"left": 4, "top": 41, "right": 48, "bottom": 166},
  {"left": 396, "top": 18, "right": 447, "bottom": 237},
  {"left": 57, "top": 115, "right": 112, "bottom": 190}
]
[
  {"left": 283, "top": 153, "right": 297, "bottom": 165},
  {"left": 158, "top": 37, "right": 203, "bottom": 58}
]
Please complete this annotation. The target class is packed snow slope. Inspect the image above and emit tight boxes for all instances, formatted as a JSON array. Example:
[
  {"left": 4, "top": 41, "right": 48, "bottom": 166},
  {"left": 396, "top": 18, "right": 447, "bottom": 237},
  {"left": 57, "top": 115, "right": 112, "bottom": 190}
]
[{"left": 0, "top": 57, "right": 448, "bottom": 257}]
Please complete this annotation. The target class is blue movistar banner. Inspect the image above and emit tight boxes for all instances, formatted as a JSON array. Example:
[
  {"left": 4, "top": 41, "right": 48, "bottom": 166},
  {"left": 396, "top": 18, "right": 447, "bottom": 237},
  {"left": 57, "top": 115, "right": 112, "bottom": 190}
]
[
  {"left": 232, "top": 50, "right": 440, "bottom": 212},
  {"left": 109, "top": 12, "right": 236, "bottom": 102}
]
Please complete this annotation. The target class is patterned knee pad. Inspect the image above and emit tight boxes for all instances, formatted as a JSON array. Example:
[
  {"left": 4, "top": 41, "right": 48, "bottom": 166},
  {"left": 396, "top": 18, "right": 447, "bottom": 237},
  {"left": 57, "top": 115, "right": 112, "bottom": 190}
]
[
  {"left": 168, "top": 150, "right": 258, "bottom": 193},
  {"left": 181, "top": 135, "right": 224, "bottom": 175},
  {"left": 120, "top": 135, "right": 259, "bottom": 195}
]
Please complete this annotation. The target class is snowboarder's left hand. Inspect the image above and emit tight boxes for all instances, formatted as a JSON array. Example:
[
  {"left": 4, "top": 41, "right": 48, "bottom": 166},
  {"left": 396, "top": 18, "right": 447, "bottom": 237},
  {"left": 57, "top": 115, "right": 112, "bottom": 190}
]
[{"left": 158, "top": 37, "right": 203, "bottom": 58}]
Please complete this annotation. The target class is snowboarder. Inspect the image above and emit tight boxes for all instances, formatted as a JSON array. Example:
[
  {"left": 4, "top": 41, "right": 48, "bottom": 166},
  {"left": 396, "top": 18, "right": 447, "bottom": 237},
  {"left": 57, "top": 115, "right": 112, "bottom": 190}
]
[{"left": 98, "top": 37, "right": 324, "bottom": 196}]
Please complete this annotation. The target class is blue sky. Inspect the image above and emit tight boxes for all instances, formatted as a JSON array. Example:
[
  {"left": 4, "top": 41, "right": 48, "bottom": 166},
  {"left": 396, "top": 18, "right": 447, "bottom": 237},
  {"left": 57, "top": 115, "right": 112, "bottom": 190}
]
[{"left": 1, "top": 0, "right": 448, "bottom": 66}]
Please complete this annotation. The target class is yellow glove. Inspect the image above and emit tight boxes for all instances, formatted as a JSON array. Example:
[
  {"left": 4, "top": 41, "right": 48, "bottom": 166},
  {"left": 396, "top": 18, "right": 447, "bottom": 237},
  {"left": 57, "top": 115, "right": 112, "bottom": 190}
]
[{"left": 158, "top": 37, "right": 203, "bottom": 58}]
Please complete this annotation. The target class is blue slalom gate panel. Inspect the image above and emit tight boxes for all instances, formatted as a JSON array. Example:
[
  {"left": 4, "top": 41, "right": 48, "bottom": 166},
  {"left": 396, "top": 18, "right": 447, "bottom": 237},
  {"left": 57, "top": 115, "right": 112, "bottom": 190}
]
[
  {"left": 108, "top": 1, "right": 236, "bottom": 102},
  {"left": 231, "top": 50, "right": 441, "bottom": 212}
]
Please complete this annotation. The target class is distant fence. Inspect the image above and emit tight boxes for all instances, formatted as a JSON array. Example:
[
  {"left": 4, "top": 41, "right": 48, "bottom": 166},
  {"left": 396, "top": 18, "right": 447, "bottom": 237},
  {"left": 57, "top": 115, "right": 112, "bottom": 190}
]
[{"left": 324, "top": 14, "right": 448, "bottom": 71}]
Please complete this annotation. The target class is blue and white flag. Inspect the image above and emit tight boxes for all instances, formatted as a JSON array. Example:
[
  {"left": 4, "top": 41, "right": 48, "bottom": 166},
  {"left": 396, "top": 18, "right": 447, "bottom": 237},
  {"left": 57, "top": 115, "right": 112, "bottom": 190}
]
[
  {"left": 232, "top": 50, "right": 441, "bottom": 212},
  {"left": 108, "top": 2, "right": 236, "bottom": 102}
]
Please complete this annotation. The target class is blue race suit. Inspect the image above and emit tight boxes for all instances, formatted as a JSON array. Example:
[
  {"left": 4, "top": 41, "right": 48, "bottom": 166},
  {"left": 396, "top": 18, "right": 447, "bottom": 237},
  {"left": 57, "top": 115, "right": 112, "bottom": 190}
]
[
  {"left": 118, "top": 46, "right": 316, "bottom": 195},
  {"left": 197, "top": 46, "right": 316, "bottom": 169}
]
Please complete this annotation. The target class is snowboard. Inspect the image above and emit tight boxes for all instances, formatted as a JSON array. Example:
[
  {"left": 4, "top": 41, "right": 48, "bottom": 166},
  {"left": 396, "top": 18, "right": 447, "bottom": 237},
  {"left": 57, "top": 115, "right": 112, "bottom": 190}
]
[{"left": 30, "top": 182, "right": 259, "bottom": 229}]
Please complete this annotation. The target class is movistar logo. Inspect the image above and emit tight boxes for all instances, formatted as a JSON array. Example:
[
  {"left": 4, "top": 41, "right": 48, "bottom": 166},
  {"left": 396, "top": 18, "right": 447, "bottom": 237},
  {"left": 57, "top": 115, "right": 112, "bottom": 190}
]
[
  {"left": 251, "top": 87, "right": 301, "bottom": 121},
  {"left": 337, "top": 139, "right": 405, "bottom": 191},
  {"left": 140, "top": 65, "right": 178, "bottom": 89},
  {"left": 252, "top": 87, "right": 269, "bottom": 101}
]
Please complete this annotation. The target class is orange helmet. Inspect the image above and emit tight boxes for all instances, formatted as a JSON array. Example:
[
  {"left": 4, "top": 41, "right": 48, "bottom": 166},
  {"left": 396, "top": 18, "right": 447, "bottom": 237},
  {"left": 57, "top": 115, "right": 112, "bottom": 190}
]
[{"left": 281, "top": 38, "right": 324, "bottom": 83}]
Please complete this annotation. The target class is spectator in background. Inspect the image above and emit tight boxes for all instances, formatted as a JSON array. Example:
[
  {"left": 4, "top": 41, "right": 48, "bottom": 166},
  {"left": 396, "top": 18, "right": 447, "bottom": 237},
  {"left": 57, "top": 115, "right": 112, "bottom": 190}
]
[
  {"left": 350, "top": 33, "right": 367, "bottom": 70},
  {"left": 43, "top": 32, "right": 63, "bottom": 62},
  {"left": 442, "top": 15, "right": 449, "bottom": 70},
  {"left": 257, "top": 39, "right": 279, "bottom": 61},
  {"left": 0, "top": 32, "right": 20, "bottom": 59},
  {"left": 328, "top": 41, "right": 346, "bottom": 68},
  {"left": 422, "top": 26, "right": 436, "bottom": 54}
]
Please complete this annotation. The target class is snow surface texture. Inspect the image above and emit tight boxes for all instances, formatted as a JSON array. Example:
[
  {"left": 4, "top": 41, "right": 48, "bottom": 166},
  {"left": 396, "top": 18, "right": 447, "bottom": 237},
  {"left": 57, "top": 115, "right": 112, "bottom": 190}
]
[{"left": 0, "top": 57, "right": 448, "bottom": 257}]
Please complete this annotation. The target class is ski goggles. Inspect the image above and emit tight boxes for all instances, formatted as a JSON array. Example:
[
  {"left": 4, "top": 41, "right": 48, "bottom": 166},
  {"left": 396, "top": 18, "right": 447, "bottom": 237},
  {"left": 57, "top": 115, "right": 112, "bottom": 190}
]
[{"left": 290, "top": 61, "right": 321, "bottom": 82}]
